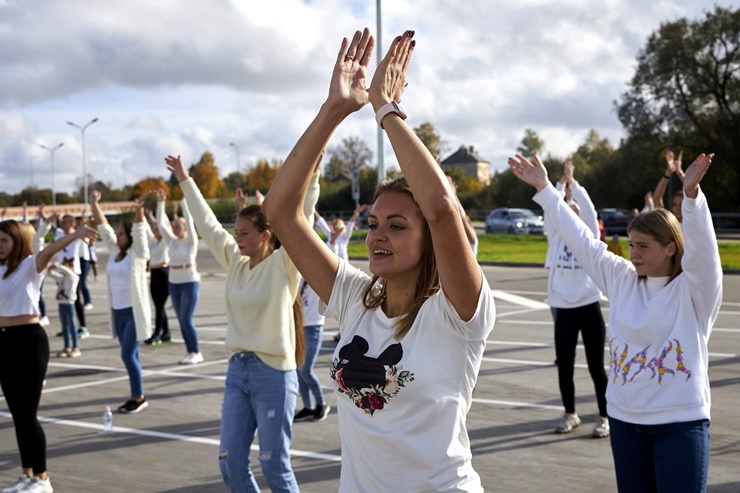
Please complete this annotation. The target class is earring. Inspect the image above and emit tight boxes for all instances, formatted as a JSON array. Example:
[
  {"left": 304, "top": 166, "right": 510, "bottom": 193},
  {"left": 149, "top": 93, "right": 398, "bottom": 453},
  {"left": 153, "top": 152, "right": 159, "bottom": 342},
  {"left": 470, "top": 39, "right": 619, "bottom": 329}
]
[{"left": 371, "top": 277, "right": 386, "bottom": 298}]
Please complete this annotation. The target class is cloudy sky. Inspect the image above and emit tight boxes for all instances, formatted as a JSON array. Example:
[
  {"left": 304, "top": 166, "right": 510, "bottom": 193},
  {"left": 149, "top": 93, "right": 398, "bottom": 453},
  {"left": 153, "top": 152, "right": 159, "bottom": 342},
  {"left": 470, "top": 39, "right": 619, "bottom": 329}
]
[{"left": 0, "top": 0, "right": 726, "bottom": 197}]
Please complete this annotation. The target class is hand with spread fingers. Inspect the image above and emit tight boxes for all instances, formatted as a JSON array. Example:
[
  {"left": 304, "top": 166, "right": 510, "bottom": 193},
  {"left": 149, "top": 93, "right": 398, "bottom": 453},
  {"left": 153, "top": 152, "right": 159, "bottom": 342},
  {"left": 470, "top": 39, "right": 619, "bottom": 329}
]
[
  {"left": 507, "top": 154, "right": 550, "bottom": 192},
  {"left": 165, "top": 155, "right": 189, "bottom": 183}
]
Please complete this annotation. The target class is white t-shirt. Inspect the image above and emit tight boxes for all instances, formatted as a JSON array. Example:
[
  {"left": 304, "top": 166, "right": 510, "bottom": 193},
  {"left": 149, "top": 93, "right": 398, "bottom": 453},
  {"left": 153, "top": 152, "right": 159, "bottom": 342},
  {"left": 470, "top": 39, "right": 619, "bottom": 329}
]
[
  {"left": 324, "top": 260, "right": 496, "bottom": 492},
  {"left": 107, "top": 254, "right": 132, "bottom": 309},
  {"left": 47, "top": 264, "right": 79, "bottom": 305},
  {"left": 0, "top": 256, "right": 43, "bottom": 317},
  {"left": 300, "top": 278, "right": 325, "bottom": 327}
]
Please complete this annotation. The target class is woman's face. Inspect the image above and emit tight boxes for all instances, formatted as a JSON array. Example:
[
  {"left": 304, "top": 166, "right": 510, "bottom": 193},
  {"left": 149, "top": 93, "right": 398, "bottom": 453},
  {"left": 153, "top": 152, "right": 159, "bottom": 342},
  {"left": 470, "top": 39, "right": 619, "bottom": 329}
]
[
  {"left": 628, "top": 230, "right": 676, "bottom": 277},
  {"left": 0, "top": 230, "right": 14, "bottom": 261},
  {"left": 234, "top": 217, "right": 268, "bottom": 257},
  {"left": 116, "top": 225, "right": 131, "bottom": 250},
  {"left": 172, "top": 219, "right": 186, "bottom": 239},
  {"left": 364, "top": 191, "right": 426, "bottom": 281}
]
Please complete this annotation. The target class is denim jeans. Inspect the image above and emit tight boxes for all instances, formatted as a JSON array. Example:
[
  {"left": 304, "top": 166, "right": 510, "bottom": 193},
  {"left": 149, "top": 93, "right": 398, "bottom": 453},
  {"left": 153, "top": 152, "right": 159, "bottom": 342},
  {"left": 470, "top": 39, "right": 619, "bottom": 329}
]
[
  {"left": 79, "top": 257, "right": 91, "bottom": 305},
  {"left": 609, "top": 416, "right": 710, "bottom": 493},
  {"left": 297, "top": 325, "right": 325, "bottom": 409},
  {"left": 169, "top": 281, "right": 200, "bottom": 353},
  {"left": 218, "top": 352, "right": 298, "bottom": 493},
  {"left": 113, "top": 307, "right": 144, "bottom": 397},
  {"left": 58, "top": 303, "right": 78, "bottom": 349}
]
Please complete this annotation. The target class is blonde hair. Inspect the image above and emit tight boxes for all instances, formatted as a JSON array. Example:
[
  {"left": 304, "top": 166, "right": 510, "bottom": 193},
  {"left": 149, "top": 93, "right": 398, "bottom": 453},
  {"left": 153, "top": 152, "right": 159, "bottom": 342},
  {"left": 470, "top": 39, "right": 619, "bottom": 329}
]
[
  {"left": 362, "top": 176, "right": 440, "bottom": 340},
  {"left": 628, "top": 208, "right": 684, "bottom": 284},
  {"left": 331, "top": 218, "right": 346, "bottom": 231}
]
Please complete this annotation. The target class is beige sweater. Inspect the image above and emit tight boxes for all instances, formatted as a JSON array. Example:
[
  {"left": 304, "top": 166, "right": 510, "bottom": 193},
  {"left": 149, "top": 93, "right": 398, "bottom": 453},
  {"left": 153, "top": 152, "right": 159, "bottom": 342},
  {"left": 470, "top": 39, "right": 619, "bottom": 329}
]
[{"left": 180, "top": 174, "right": 319, "bottom": 370}]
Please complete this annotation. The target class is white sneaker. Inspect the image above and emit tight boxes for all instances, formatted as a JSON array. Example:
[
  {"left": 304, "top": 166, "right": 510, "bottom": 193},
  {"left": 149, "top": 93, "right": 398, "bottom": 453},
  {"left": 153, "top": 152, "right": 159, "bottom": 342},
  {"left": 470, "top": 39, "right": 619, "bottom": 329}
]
[
  {"left": 2, "top": 475, "right": 31, "bottom": 493},
  {"left": 38, "top": 317, "right": 50, "bottom": 327},
  {"left": 592, "top": 416, "right": 610, "bottom": 438},
  {"left": 84, "top": 303, "right": 93, "bottom": 311},
  {"left": 554, "top": 412, "right": 581, "bottom": 434},
  {"left": 20, "top": 477, "right": 53, "bottom": 493},
  {"left": 179, "top": 352, "right": 203, "bottom": 365}
]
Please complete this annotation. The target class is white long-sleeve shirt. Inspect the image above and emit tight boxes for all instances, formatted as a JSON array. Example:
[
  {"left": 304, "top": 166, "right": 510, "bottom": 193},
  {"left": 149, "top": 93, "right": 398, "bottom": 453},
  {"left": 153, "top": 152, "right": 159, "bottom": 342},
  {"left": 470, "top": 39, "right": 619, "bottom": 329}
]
[
  {"left": 157, "top": 199, "right": 199, "bottom": 284},
  {"left": 544, "top": 181, "right": 603, "bottom": 308},
  {"left": 534, "top": 183, "right": 722, "bottom": 425}
]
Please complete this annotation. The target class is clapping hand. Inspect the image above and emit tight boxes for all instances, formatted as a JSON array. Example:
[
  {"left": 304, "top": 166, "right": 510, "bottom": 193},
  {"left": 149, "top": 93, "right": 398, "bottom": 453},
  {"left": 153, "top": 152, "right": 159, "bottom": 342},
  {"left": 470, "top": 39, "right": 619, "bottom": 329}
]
[
  {"left": 326, "top": 28, "right": 375, "bottom": 115},
  {"left": 235, "top": 188, "right": 246, "bottom": 210},
  {"left": 369, "top": 30, "right": 415, "bottom": 111}
]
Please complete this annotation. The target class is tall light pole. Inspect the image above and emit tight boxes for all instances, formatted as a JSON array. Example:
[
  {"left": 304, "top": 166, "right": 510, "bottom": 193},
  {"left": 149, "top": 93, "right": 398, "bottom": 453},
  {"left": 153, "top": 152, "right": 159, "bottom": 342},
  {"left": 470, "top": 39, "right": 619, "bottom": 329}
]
[
  {"left": 229, "top": 142, "right": 241, "bottom": 175},
  {"left": 29, "top": 156, "right": 38, "bottom": 205},
  {"left": 376, "top": 0, "right": 385, "bottom": 184},
  {"left": 40, "top": 143, "right": 64, "bottom": 207},
  {"left": 66, "top": 117, "right": 98, "bottom": 208}
]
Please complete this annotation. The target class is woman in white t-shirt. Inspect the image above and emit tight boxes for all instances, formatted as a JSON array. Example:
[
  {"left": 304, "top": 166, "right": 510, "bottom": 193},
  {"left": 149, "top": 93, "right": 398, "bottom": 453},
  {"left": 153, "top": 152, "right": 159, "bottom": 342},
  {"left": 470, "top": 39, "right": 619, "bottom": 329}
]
[
  {"left": 0, "top": 219, "right": 96, "bottom": 493},
  {"left": 264, "top": 29, "right": 495, "bottom": 492}
]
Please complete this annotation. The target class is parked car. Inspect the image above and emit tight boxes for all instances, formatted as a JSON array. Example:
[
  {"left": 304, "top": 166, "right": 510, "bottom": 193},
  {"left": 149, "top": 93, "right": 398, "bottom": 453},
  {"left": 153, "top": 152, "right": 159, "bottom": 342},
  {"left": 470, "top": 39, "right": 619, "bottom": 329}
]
[
  {"left": 597, "top": 208, "right": 632, "bottom": 236},
  {"left": 485, "top": 208, "right": 544, "bottom": 234}
]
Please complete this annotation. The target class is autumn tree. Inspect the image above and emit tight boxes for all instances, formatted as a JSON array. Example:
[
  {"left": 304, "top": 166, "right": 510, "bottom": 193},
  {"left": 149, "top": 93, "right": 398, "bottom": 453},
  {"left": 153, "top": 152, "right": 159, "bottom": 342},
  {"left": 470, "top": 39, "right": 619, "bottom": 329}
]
[
  {"left": 189, "top": 151, "right": 224, "bottom": 198},
  {"left": 130, "top": 177, "right": 171, "bottom": 209},
  {"left": 245, "top": 159, "right": 281, "bottom": 193}
]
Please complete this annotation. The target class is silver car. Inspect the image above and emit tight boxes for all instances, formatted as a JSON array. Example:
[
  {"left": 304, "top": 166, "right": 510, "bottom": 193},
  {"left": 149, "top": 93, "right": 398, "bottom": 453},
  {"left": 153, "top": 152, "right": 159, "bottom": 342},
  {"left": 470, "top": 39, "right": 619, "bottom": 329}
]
[{"left": 485, "top": 208, "right": 544, "bottom": 234}]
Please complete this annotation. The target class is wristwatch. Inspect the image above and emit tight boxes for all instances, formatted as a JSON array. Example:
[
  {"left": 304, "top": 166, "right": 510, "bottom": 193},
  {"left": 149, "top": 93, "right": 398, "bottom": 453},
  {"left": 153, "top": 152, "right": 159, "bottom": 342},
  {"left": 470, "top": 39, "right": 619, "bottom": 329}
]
[{"left": 375, "top": 101, "right": 407, "bottom": 129}]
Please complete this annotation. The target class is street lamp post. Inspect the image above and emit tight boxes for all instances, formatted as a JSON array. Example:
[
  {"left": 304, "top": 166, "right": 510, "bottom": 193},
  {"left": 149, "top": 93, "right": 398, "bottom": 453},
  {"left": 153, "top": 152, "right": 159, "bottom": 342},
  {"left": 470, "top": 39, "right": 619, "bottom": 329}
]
[
  {"left": 376, "top": 0, "right": 385, "bottom": 184},
  {"left": 229, "top": 142, "right": 241, "bottom": 176},
  {"left": 29, "top": 156, "right": 38, "bottom": 205},
  {"left": 40, "top": 143, "right": 64, "bottom": 207},
  {"left": 66, "top": 117, "right": 98, "bottom": 209}
]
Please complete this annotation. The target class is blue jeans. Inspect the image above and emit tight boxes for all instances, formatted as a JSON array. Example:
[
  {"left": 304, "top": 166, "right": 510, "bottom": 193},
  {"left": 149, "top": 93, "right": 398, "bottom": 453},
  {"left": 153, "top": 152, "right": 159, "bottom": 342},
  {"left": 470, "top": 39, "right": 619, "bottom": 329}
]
[
  {"left": 218, "top": 352, "right": 298, "bottom": 493},
  {"left": 58, "top": 303, "right": 78, "bottom": 349},
  {"left": 113, "top": 307, "right": 144, "bottom": 397},
  {"left": 79, "top": 258, "right": 91, "bottom": 305},
  {"left": 169, "top": 281, "right": 200, "bottom": 353},
  {"left": 609, "top": 416, "right": 710, "bottom": 493},
  {"left": 297, "top": 325, "right": 325, "bottom": 409}
]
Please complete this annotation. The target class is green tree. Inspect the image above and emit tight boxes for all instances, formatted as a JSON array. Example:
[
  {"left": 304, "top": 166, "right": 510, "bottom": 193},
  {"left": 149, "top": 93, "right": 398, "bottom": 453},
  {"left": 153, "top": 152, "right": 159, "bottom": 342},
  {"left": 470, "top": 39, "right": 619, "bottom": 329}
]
[
  {"left": 414, "top": 122, "right": 442, "bottom": 161},
  {"left": 516, "top": 128, "right": 545, "bottom": 157},
  {"left": 325, "top": 137, "right": 373, "bottom": 181},
  {"left": 615, "top": 5, "right": 740, "bottom": 211}
]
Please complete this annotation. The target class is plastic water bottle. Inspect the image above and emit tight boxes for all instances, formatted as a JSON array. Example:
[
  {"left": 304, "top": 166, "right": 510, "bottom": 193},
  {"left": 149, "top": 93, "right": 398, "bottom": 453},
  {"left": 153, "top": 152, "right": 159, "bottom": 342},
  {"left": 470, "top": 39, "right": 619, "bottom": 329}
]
[{"left": 103, "top": 406, "right": 113, "bottom": 433}]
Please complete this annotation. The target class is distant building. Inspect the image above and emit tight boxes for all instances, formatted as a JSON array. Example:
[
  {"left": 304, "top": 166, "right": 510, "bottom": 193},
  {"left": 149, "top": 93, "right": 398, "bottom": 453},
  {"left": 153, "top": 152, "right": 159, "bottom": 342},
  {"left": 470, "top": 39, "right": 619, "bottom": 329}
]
[{"left": 440, "top": 145, "right": 491, "bottom": 185}]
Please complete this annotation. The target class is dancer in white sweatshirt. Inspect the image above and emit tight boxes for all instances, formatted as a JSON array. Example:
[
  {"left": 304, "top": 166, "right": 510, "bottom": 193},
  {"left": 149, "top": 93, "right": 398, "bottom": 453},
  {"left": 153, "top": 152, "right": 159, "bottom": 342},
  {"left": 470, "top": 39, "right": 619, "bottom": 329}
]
[{"left": 508, "top": 152, "right": 721, "bottom": 493}]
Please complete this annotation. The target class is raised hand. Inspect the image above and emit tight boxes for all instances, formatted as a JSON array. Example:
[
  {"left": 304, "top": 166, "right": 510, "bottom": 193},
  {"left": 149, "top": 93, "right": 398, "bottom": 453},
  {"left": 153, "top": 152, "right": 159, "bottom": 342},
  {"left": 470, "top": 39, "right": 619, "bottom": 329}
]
[
  {"left": 235, "top": 188, "right": 246, "bottom": 210},
  {"left": 507, "top": 154, "right": 549, "bottom": 192},
  {"left": 563, "top": 156, "right": 575, "bottom": 183},
  {"left": 326, "top": 28, "right": 375, "bottom": 115},
  {"left": 369, "top": 30, "right": 415, "bottom": 110},
  {"left": 156, "top": 188, "right": 166, "bottom": 202},
  {"left": 165, "top": 155, "right": 189, "bottom": 183},
  {"left": 89, "top": 189, "right": 101, "bottom": 203},
  {"left": 683, "top": 153, "right": 714, "bottom": 199},
  {"left": 254, "top": 190, "right": 265, "bottom": 206},
  {"left": 73, "top": 222, "right": 98, "bottom": 242}
]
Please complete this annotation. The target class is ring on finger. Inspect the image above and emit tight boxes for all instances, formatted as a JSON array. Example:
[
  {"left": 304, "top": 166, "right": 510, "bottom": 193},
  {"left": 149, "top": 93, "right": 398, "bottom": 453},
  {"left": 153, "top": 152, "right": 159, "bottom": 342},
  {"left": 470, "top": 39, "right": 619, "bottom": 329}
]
[{"left": 344, "top": 55, "right": 355, "bottom": 61}]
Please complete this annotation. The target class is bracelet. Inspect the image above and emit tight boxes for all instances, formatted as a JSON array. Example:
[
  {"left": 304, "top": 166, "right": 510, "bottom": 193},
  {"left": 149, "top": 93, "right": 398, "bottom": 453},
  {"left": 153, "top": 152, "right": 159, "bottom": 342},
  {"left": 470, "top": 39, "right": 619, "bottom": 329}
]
[{"left": 663, "top": 174, "right": 671, "bottom": 179}]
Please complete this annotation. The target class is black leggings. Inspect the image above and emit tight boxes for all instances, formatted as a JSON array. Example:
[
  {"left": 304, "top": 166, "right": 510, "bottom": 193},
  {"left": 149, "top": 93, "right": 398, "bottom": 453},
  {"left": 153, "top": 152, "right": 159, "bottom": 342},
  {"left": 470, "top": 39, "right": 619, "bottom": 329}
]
[
  {"left": 0, "top": 324, "right": 49, "bottom": 473},
  {"left": 74, "top": 282, "right": 86, "bottom": 328},
  {"left": 553, "top": 302, "right": 608, "bottom": 416},
  {"left": 150, "top": 267, "right": 170, "bottom": 336}
]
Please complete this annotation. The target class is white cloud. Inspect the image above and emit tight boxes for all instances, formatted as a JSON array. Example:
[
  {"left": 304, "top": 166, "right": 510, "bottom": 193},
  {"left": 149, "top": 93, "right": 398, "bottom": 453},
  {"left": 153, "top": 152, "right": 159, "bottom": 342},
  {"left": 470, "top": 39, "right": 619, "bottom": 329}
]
[{"left": 0, "top": 0, "right": 728, "bottom": 196}]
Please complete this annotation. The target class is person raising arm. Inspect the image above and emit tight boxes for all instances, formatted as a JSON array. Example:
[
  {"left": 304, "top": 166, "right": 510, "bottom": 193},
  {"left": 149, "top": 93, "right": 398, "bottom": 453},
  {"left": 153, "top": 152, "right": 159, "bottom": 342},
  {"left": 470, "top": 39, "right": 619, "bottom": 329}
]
[{"left": 264, "top": 28, "right": 495, "bottom": 492}]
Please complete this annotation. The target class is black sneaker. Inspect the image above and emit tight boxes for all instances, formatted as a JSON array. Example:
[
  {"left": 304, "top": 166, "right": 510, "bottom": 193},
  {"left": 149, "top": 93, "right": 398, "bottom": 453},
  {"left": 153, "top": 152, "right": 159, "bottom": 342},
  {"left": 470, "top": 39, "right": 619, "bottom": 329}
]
[
  {"left": 293, "top": 407, "right": 315, "bottom": 422},
  {"left": 313, "top": 404, "right": 330, "bottom": 422},
  {"left": 117, "top": 398, "right": 148, "bottom": 414},
  {"left": 144, "top": 336, "right": 161, "bottom": 345},
  {"left": 161, "top": 333, "right": 173, "bottom": 343}
]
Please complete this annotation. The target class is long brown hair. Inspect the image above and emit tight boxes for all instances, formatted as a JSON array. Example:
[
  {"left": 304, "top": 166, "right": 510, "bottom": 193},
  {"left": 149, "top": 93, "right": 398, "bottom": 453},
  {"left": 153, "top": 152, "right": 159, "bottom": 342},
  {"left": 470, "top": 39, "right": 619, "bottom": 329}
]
[
  {"left": 362, "top": 176, "right": 440, "bottom": 340},
  {"left": 115, "top": 223, "right": 133, "bottom": 262},
  {"left": 628, "top": 208, "right": 684, "bottom": 284},
  {"left": 238, "top": 204, "right": 305, "bottom": 365},
  {"left": 0, "top": 220, "right": 33, "bottom": 279}
]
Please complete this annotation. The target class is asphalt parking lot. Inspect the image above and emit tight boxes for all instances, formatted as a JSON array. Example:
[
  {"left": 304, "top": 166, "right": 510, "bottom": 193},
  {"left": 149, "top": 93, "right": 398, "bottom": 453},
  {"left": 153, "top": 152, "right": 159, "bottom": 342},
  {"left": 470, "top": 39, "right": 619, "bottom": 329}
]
[{"left": 1, "top": 241, "right": 739, "bottom": 492}]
